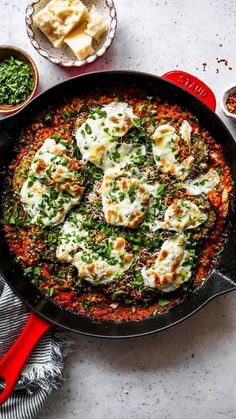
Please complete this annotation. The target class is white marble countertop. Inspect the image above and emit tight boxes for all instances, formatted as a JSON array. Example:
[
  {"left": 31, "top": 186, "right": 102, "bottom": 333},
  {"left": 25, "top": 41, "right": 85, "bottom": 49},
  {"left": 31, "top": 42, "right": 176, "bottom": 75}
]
[{"left": 1, "top": 0, "right": 236, "bottom": 418}]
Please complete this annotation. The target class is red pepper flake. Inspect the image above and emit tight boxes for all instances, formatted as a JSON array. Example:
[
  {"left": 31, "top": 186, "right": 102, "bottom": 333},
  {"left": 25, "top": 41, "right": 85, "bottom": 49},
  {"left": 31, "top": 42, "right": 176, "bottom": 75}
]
[
  {"left": 216, "top": 58, "right": 228, "bottom": 66},
  {"left": 215, "top": 58, "right": 232, "bottom": 71},
  {"left": 41, "top": 266, "right": 50, "bottom": 278}
]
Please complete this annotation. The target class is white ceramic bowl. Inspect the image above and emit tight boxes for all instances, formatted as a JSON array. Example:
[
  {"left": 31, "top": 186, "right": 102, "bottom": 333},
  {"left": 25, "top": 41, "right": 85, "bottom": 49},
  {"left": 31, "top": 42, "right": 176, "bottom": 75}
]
[
  {"left": 25, "top": 0, "right": 117, "bottom": 67},
  {"left": 221, "top": 84, "right": 236, "bottom": 121}
]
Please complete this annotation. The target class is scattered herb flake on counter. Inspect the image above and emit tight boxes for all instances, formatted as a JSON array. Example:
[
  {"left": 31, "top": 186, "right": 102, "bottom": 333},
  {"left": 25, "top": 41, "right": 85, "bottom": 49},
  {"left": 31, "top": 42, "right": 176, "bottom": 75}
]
[{"left": 0, "top": 55, "right": 34, "bottom": 105}]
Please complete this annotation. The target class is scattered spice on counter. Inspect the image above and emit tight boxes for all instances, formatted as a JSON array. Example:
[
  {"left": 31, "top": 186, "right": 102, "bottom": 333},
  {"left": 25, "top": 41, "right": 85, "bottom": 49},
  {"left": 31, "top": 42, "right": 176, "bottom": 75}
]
[
  {"left": 216, "top": 58, "right": 228, "bottom": 66},
  {"left": 202, "top": 62, "right": 207, "bottom": 71},
  {"left": 0, "top": 55, "right": 34, "bottom": 105},
  {"left": 215, "top": 58, "right": 233, "bottom": 71},
  {"left": 226, "top": 92, "right": 236, "bottom": 115}
]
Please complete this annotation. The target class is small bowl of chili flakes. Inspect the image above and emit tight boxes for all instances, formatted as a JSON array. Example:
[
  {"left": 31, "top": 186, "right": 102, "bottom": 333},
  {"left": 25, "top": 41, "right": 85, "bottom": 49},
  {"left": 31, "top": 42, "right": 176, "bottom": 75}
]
[
  {"left": 0, "top": 45, "right": 39, "bottom": 114},
  {"left": 222, "top": 85, "right": 236, "bottom": 121}
]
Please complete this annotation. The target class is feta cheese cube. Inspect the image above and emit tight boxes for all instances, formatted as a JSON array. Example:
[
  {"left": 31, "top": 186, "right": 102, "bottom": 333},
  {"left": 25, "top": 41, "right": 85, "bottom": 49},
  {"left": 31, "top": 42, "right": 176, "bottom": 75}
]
[
  {"left": 64, "top": 22, "right": 94, "bottom": 60},
  {"left": 33, "top": 0, "right": 88, "bottom": 48},
  {"left": 85, "top": 6, "right": 108, "bottom": 40}
]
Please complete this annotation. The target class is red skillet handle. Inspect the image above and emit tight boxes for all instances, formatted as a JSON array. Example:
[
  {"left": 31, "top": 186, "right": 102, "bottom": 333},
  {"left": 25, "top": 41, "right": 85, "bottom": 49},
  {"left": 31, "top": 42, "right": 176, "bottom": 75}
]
[
  {"left": 162, "top": 70, "right": 216, "bottom": 111},
  {"left": 0, "top": 311, "right": 52, "bottom": 405}
]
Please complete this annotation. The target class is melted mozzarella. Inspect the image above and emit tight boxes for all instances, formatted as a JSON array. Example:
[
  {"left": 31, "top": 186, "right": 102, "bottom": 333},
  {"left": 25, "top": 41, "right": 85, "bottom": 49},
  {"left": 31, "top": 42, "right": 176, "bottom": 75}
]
[
  {"left": 179, "top": 120, "right": 192, "bottom": 148},
  {"left": 182, "top": 168, "right": 220, "bottom": 195},
  {"left": 151, "top": 121, "right": 194, "bottom": 180},
  {"left": 142, "top": 234, "right": 192, "bottom": 292},
  {"left": 141, "top": 181, "right": 164, "bottom": 232},
  {"left": 76, "top": 102, "right": 139, "bottom": 170},
  {"left": 72, "top": 237, "right": 133, "bottom": 285},
  {"left": 56, "top": 214, "right": 133, "bottom": 286},
  {"left": 97, "top": 102, "right": 136, "bottom": 137},
  {"left": 21, "top": 183, "right": 81, "bottom": 226},
  {"left": 56, "top": 214, "right": 88, "bottom": 262},
  {"left": 20, "top": 138, "right": 84, "bottom": 226},
  {"left": 117, "top": 143, "right": 146, "bottom": 169},
  {"left": 160, "top": 199, "right": 208, "bottom": 231},
  {"left": 101, "top": 169, "right": 150, "bottom": 228}
]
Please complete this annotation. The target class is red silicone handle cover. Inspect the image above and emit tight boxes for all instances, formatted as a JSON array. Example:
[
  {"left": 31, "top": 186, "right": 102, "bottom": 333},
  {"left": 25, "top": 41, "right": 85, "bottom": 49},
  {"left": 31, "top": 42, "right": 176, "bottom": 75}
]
[
  {"left": 162, "top": 70, "right": 216, "bottom": 111},
  {"left": 0, "top": 312, "right": 52, "bottom": 405}
]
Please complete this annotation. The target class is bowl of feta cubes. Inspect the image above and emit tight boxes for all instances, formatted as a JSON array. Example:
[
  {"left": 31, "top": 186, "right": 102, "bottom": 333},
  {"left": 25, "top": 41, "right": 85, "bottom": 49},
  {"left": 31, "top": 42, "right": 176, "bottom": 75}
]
[{"left": 25, "top": 0, "right": 117, "bottom": 67}]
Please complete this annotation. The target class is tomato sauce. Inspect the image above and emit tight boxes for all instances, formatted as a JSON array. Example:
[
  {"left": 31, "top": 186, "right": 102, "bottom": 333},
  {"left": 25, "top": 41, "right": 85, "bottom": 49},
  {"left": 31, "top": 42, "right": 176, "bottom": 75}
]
[{"left": 1, "top": 88, "right": 233, "bottom": 322}]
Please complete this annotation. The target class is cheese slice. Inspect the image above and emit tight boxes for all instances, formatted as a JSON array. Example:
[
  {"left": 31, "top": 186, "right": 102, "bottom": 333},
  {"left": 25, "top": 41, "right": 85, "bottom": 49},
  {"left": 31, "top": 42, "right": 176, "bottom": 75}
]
[
  {"left": 152, "top": 121, "right": 194, "bottom": 180},
  {"left": 179, "top": 120, "right": 192, "bottom": 149},
  {"left": 101, "top": 169, "right": 150, "bottom": 228},
  {"left": 56, "top": 212, "right": 133, "bottom": 285},
  {"left": 72, "top": 237, "right": 133, "bottom": 285},
  {"left": 56, "top": 213, "right": 88, "bottom": 263},
  {"left": 142, "top": 234, "right": 193, "bottom": 292},
  {"left": 141, "top": 182, "right": 165, "bottom": 232},
  {"left": 181, "top": 168, "right": 220, "bottom": 196},
  {"left": 20, "top": 138, "right": 84, "bottom": 226},
  {"left": 33, "top": 0, "right": 88, "bottom": 48},
  {"left": 85, "top": 6, "right": 108, "bottom": 40},
  {"left": 64, "top": 22, "right": 94, "bottom": 60},
  {"left": 160, "top": 199, "right": 208, "bottom": 231},
  {"left": 76, "top": 102, "right": 138, "bottom": 170},
  {"left": 21, "top": 181, "right": 81, "bottom": 226}
]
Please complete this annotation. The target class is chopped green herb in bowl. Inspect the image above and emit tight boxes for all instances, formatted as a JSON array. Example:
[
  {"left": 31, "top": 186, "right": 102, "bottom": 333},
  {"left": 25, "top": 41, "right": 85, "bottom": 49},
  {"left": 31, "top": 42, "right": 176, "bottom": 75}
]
[{"left": 0, "top": 46, "right": 39, "bottom": 113}]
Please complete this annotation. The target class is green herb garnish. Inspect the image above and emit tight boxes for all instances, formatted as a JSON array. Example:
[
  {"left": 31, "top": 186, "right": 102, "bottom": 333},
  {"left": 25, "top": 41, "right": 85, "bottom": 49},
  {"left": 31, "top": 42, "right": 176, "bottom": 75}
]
[
  {"left": 0, "top": 55, "right": 34, "bottom": 105},
  {"left": 158, "top": 298, "right": 169, "bottom": 307}
]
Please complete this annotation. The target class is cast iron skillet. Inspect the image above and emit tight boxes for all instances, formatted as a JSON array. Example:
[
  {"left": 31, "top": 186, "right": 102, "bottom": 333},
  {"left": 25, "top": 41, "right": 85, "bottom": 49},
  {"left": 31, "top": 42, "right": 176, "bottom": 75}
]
[{"left": 0, "top": 70, "right": 236, "bottom": 403}]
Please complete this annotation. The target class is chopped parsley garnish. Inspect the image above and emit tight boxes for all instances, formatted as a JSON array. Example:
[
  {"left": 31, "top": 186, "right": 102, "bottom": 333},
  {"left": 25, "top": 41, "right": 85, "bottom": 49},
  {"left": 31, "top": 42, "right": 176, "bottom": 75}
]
[
  {"left": 44, "top": 112, "right": 52, "bottom": 124},
  {"left": 62, "top": 108, "right": 74, "bottom": 121},
  {"left": 0, "top": 55, "right": 34, "bottom": 105},
  {"left": 85, "top": 123, "right": 92, "bottom": 134},
  {"left": 127, "top": 184, "right": 138, "bottom": 203},
  {"left": 158, "top": 298, "right": 169, "bottom": 307}
]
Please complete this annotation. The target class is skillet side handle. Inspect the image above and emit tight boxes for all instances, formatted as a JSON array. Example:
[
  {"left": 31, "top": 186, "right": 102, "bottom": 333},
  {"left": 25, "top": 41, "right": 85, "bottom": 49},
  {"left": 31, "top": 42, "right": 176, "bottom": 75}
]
[
  {"left": 209, "top": 270, "right": 236, "bottom": 297},
  {"left": 0, "top": 311, "right": 52, "bottom": 405},
  {"left": 162, "top": 70, "right": 216, "bottom": 111}
]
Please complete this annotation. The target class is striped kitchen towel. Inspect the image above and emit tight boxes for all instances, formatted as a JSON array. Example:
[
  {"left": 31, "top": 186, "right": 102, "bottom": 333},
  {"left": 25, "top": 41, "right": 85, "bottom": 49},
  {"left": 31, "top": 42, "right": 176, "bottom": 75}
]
[{"left": 0, "top": 273, "right": 69, "bottom": 419}]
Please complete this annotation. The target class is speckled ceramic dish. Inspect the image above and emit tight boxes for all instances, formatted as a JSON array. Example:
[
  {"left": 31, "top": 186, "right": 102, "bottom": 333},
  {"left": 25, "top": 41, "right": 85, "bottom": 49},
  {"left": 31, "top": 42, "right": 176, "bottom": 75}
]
[
  {"left": 25, "top": 0, "right": 117, "bottom": 67},
  {"left": 221, "top": 85, "right": 236, "bottom": 121}
]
